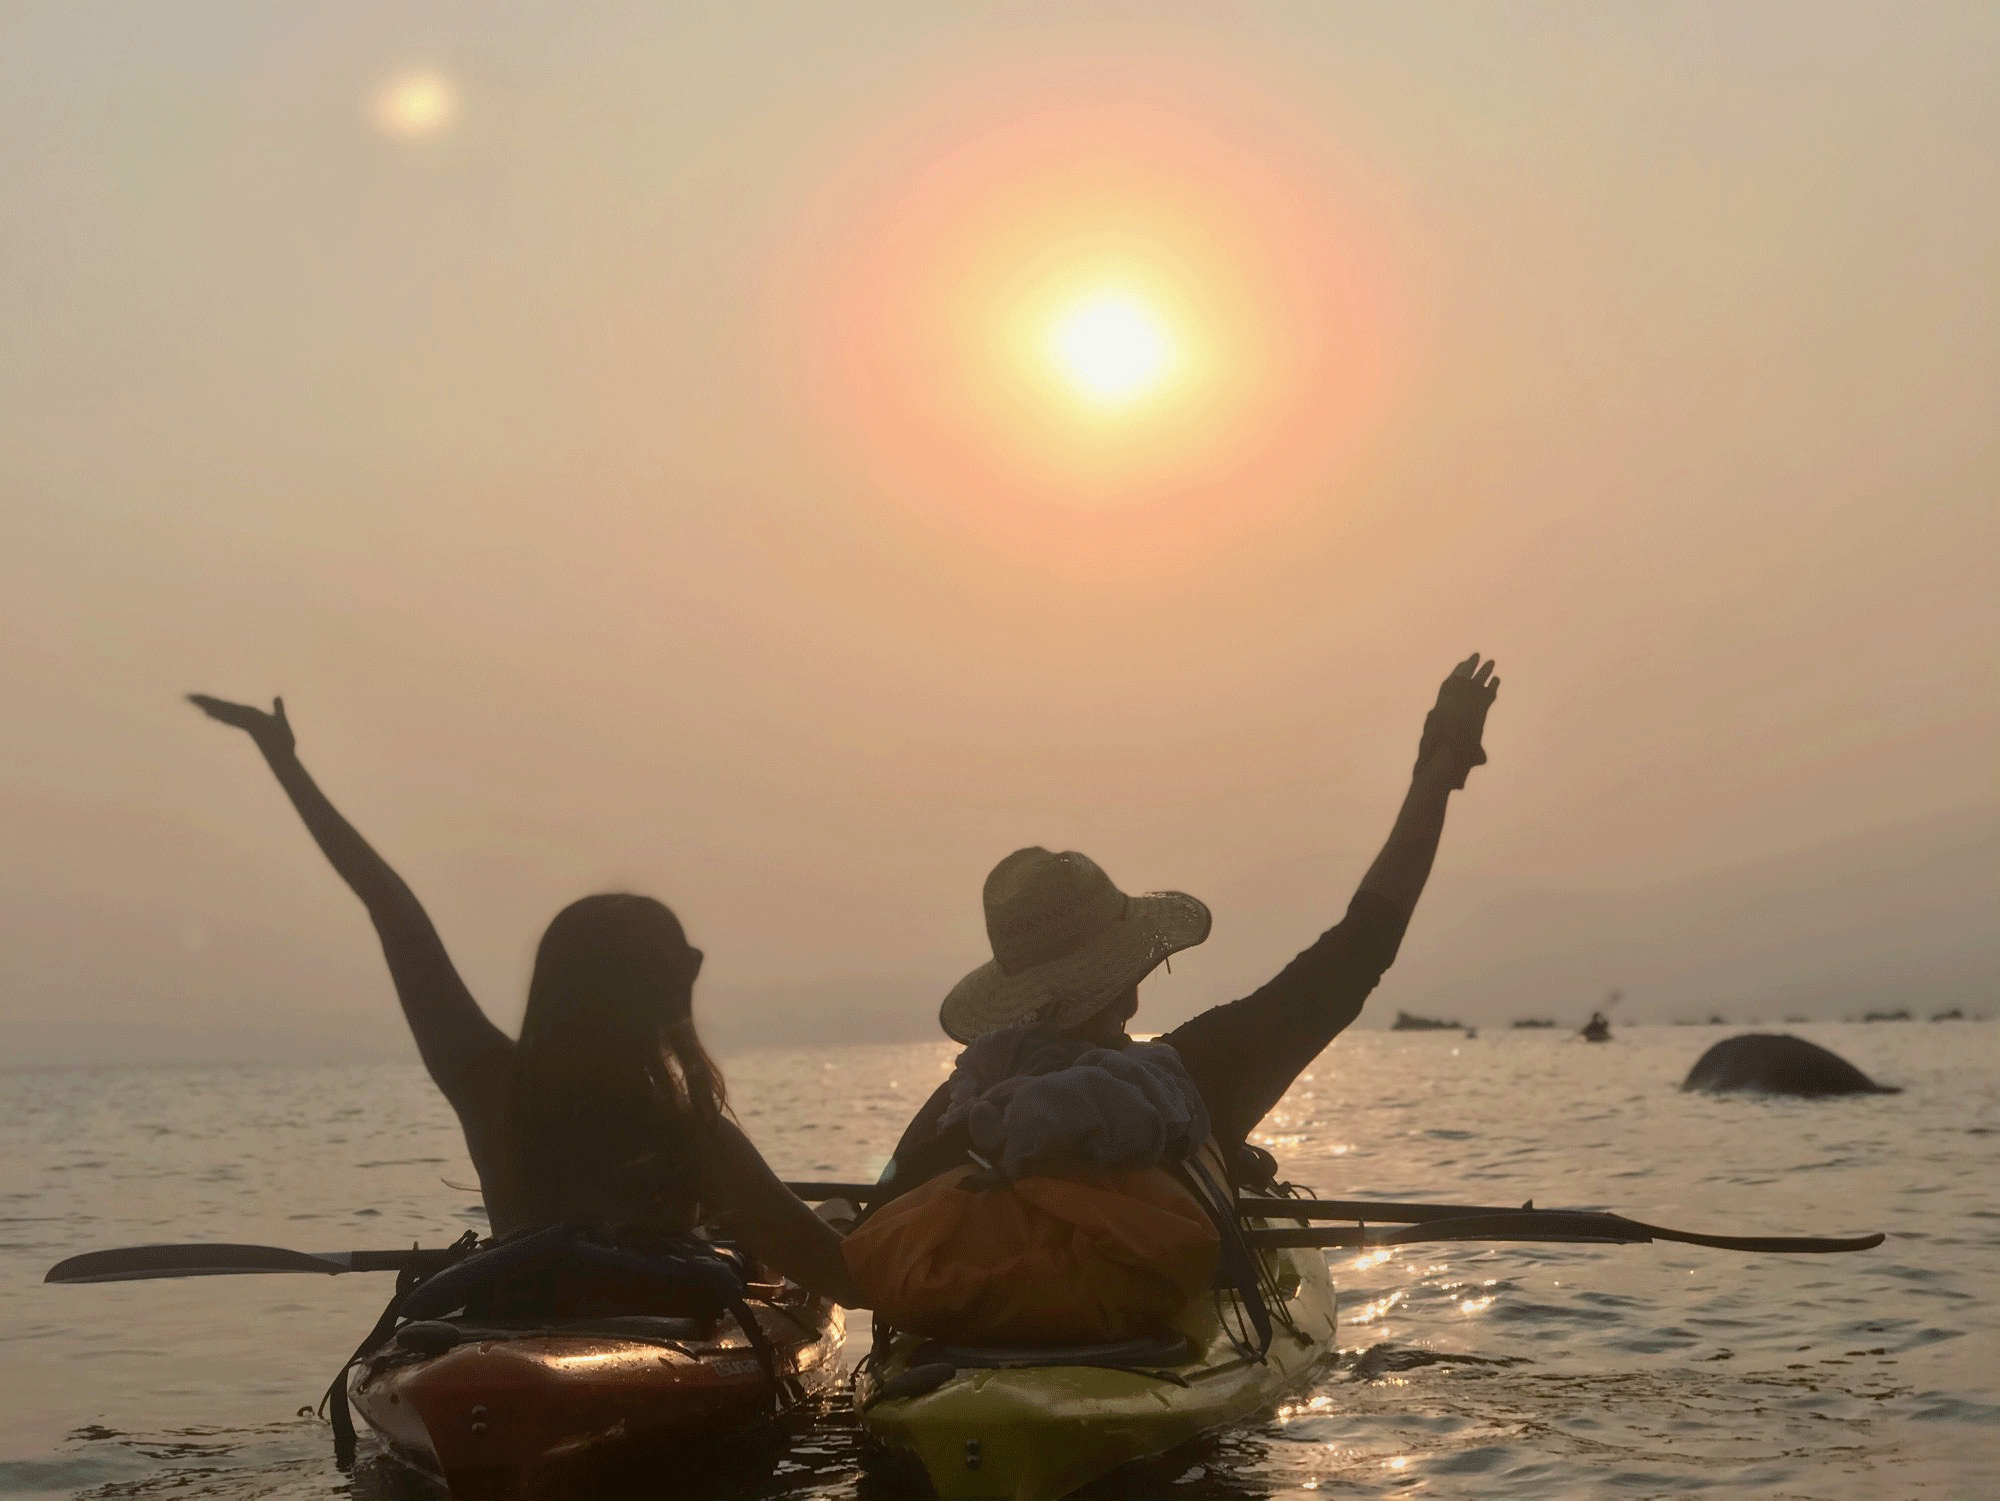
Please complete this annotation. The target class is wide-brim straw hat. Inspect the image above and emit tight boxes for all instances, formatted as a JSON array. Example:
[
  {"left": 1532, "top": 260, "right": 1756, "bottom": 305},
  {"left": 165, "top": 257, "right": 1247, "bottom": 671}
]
[{"left": 938, "top": 847, "right": 1211, "bottom": 1045}]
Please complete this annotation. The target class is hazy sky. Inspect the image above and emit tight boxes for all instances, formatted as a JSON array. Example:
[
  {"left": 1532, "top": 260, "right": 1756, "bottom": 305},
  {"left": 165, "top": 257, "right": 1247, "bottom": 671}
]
[{"left": 4, "top": 2, "right": 1995, "bottom": 1063}]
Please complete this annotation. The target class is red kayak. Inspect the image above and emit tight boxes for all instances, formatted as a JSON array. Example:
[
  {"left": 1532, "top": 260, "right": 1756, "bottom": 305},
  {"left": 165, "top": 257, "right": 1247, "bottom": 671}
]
[{"left": 348, "top": 1289, "right": 844, "bottom": 1497}]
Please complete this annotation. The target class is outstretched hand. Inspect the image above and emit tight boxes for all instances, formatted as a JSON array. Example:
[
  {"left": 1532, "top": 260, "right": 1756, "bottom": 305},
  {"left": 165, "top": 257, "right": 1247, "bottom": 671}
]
[
  {"left": 1413, "top": 653, "right": 1500, "bottom": 789},
  {"left": 188, "top": 694, "right": 295, "bottom": 758}
]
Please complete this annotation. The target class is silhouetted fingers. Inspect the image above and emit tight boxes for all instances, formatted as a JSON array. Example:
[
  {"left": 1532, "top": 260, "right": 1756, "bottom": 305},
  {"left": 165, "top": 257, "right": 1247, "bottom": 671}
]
[
  {"left": 1450, "top": 652, "right": 1480, "bottom": 678},
  {"left": 187, "top": 693, "right": 269, "bottom": 732}
]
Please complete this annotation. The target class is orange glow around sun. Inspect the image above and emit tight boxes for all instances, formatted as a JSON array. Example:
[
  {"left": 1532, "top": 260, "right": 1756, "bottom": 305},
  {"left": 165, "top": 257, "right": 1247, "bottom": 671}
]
[{"left": 772, "top": 68, "right": 1411, "bottom": 567}]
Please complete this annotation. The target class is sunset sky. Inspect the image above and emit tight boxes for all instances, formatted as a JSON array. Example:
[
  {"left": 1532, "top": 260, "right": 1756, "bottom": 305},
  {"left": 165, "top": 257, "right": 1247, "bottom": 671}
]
[{"left": 3, "top": 2, "right": 1994, "bottom": 1062}]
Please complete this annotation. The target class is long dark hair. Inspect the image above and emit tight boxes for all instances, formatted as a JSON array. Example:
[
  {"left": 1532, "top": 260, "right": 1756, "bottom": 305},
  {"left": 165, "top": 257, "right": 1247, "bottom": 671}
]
[{"left": 507, "top": 894, "right": 728, "bottom": 1230}]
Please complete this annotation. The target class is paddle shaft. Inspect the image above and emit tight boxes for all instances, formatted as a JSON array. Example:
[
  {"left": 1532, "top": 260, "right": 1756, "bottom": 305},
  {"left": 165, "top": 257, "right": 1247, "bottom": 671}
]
[{"left": 787, "top": 1182, "right": 1543, "bottom": 1224}]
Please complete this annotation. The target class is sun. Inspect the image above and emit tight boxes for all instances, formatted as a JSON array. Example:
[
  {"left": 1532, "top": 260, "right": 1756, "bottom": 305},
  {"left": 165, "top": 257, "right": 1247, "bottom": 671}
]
[
  {"left": 1048, "top": 293, "right": 1175, "bottom": 406},
  {"left": 372, "top": 69, "right": 457, "bottom": 139}
]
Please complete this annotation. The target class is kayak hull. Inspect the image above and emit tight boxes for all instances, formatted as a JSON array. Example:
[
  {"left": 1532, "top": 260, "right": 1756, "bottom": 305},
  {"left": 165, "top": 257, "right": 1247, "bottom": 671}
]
[
  {"left": 350, "top": 1297, "right": 842, "bottom": 1496},
  {"left": 856, "top": 1242, "right": 1337, "bottom": 1501}
]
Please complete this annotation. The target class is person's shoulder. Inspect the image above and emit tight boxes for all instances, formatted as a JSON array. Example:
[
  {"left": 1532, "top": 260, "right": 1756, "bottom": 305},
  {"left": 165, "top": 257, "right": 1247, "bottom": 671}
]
[{"left": 712, "top": 1116, "right": 764, "bottom": 1163}]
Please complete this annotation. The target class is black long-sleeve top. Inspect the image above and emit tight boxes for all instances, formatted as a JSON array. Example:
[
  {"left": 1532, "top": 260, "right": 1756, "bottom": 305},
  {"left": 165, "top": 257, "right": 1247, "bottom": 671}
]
[{"left": 883, "top": 891, "right": 1411, "bottom": 1186}]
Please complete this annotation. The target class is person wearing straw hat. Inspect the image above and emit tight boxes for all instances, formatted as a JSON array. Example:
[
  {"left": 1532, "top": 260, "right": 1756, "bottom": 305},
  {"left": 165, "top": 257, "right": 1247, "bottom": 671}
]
[{"left": 879, "top": 653, "right": 1501, "bottom": 1197}]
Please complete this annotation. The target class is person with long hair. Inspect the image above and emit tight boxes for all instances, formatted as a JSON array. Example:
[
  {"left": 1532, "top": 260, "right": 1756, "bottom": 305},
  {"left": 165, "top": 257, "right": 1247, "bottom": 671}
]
[{"left": 188, "top": 693, "right": 859, "bottom": 1305}]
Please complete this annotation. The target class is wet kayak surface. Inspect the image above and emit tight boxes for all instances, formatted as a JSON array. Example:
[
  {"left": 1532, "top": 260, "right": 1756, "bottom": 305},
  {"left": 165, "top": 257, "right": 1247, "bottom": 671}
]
[{"left": 5, "top": 1025, "right": 1997, "bottom": 1498}]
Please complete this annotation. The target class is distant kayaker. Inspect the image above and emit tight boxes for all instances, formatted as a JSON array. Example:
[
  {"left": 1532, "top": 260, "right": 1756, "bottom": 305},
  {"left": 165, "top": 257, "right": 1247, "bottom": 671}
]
[
  {"left": 188, "top": 694, "right": 862, "bottom": 1307},
  {"left": 880, "top": 654, "right": 1501, "bottom": 1195}
]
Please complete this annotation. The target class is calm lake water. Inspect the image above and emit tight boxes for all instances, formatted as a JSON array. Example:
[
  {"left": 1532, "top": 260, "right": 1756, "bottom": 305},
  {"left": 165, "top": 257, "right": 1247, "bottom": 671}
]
[{"left": 4, "top": 1023, "right": 1997, "bottom": 1499}]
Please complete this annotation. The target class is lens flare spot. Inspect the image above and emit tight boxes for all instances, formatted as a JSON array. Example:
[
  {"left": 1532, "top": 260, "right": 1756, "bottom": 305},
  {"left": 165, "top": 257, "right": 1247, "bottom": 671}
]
[
  {"left": 372, "top": 69, "right": 456, "bottom": 138},
  {"left": 1048, "top": 293, "right": 1174, "bottom": 405}
]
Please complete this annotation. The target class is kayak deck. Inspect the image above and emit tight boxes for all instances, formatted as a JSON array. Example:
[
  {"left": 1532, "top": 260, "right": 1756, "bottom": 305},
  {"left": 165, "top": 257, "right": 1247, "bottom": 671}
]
[
  {"left": 856, "top": 1242, "right": 1337, "bottom": 1501},
  {"left": 350, "top": 1295, "right": 842, "bottom": 1496}
]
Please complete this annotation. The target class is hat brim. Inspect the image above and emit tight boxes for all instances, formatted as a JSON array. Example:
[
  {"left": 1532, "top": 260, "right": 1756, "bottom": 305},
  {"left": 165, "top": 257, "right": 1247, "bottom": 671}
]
[{"left": 937, "top": 891, "right": 1212, "bottom": 1044}]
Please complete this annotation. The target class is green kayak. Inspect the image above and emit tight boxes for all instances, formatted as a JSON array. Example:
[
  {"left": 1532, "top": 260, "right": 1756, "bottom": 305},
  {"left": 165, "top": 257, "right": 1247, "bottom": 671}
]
[{"left": 855, "top": 1236, "right": 1338, "bottom": 1501}]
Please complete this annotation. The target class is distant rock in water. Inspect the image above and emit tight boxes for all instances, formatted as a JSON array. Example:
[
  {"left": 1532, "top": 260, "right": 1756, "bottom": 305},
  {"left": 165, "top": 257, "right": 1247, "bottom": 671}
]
[
  {"left": 1861, "top": 1008, "right": 1913, "bottom": 1023},
  {"left": 1580, "top": 1012, "right": 1612, "bottom": 1043},
  {"left": 1930, "top": 1008, "right": 1965, "bottom": 1022},
  {"left": 1511, "top": 1018, "right": 1558, "bottom": 1029},
  {"left": 1682, "top": 1034, "right": 1900, "bottom": 1097},
  {"left": 1391, "top": 1011, "right": 1464, "bottom": 1032}
]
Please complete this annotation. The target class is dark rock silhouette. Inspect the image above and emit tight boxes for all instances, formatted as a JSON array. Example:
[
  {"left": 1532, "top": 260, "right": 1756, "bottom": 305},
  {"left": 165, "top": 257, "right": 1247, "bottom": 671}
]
[
  {"left": 1861, "top": 1007, "right": 1913, "bottom": 1023},
  {"left": 1580, "top": 1011, "right": 1612, "bottom": 1043},
  {"left": 1511, "top": 1017, "right": 1557, "bottom": 1029},
  {"left": 1682, "top": 1034, "right": 1901, "bottom": 1097}
]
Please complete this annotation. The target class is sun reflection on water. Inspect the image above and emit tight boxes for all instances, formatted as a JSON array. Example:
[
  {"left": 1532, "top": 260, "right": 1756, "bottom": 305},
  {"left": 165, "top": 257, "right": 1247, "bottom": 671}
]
[{"left": 1347, "top": 1287, "right": 1406, "bottom": 1326}]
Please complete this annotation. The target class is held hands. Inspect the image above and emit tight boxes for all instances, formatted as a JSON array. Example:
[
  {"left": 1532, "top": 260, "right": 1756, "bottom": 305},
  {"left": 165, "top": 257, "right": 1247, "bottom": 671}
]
[
  {"left": 1413, "top": 653, "right": 1499, "bottom": 789},
  {"left": 188, "top": 694, "right": 296, "bottom": 759}
]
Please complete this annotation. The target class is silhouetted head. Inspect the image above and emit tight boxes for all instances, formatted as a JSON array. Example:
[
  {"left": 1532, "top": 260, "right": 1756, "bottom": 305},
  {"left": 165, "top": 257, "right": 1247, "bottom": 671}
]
[{"left": 508, "top": 894, "right": 727, "bottom": 1229}]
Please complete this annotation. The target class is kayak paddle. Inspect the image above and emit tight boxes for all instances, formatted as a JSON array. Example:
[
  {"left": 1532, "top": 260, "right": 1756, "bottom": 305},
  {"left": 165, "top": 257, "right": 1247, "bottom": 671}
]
[
  {"left": 784, "top": 1183, "right": 1882, "bottom": 1254},
  {"left": 50, "top": 1198, "right": 1881, "bottom": 1286},
  {"left": 788, "top": 1182, "right": 1587, "bottom": 1220}
]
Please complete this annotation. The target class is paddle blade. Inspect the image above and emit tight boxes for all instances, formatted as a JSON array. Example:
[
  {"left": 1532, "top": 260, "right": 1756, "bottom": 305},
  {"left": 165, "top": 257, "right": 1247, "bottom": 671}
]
[
  {"left": 1622, "top": 1221, "right": 1886, "bottom": 1255},
  {"left": 46, "top": 1244, "right": 359, "bottom": 1284}
]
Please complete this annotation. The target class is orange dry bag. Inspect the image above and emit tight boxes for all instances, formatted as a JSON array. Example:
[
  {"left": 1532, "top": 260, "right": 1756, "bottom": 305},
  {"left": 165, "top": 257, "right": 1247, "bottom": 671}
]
[{"left": 841, "top": 1162, "right": 1220, "bottom": 1345}]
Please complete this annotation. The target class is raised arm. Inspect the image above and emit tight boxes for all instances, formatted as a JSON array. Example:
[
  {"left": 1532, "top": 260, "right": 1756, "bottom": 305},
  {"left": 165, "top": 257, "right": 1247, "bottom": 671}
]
[
  {"left": 1163, "top": 655, "right": 1500, "bottom": 1144},
  {"left": 1355, "top": 653, "right": 1500, "bottom": 915},
  {"left": 188, "top": 695, "right": 512, "bottom": 1114}
]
